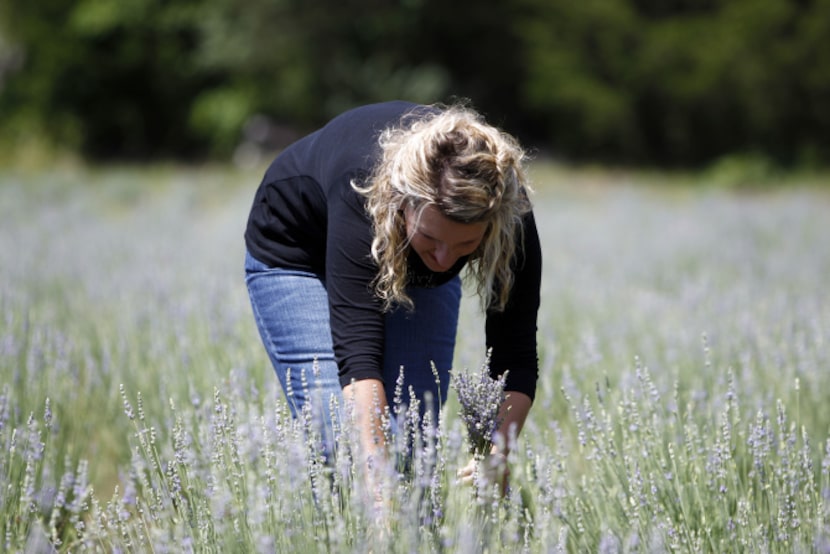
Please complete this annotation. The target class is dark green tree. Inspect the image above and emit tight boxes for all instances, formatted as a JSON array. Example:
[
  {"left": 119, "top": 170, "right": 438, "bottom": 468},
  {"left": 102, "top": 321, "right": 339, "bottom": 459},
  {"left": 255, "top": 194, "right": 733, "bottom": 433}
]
[
  {"left": 191, "top": 0, "right": 453, "bottom": 150},
  {"left": 516, "top": 0, "right": 830, "bottom": 165},
  {"left": 1, "top": 0, "right": 828, "bottom": 165},
  {"left": 0, "top": 0, "right": 220, "bottom": 158}
]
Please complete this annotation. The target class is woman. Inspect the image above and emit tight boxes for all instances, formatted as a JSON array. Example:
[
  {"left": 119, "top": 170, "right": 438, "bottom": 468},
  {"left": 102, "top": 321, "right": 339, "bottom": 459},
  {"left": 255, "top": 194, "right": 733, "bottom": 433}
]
[{"left": 244, "top": 101, "right": 541, "bottom": 485}]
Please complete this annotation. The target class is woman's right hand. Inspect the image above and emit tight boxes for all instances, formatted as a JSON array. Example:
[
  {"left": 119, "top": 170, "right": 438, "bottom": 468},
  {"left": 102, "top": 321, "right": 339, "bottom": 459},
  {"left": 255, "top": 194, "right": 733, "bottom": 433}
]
[{"left": 457, "top": 451, "right": 509, "bottom": 494}]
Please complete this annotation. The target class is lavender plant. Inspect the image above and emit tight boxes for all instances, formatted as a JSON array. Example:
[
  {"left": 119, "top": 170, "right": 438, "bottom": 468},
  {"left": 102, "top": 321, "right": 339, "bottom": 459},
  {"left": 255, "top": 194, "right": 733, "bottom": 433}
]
[
  {"left": 451, "top": 350, "right": 508, "bottom": 458},
  {"left": 2, "top": 165, "right": 830, "bottom": 552}
]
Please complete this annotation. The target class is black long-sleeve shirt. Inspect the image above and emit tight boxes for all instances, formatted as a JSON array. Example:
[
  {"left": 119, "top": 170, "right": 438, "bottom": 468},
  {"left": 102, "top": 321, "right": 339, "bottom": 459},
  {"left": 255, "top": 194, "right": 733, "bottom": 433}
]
[{"left": 245, "top": 101, "right": 542, "bottom": 399}]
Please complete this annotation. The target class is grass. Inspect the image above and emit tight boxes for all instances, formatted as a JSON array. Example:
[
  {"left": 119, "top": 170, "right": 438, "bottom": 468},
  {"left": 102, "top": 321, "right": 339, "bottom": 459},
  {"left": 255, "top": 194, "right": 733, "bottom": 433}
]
[{"left": 1, "top": 163, "right": 829, "bottom": 552}]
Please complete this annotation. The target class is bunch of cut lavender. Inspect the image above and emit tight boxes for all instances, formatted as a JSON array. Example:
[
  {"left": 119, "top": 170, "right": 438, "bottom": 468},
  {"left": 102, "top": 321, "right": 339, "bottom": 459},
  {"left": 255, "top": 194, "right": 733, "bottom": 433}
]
[{"left": 451, "top": 350, "right": 508, "bottom": 457}]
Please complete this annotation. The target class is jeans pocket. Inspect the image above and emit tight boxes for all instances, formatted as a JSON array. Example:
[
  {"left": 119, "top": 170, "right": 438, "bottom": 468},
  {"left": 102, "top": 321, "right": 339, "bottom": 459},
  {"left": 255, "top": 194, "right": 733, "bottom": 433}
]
[{"left": 244, "top": 250, "right": 270, "bottom": 274}]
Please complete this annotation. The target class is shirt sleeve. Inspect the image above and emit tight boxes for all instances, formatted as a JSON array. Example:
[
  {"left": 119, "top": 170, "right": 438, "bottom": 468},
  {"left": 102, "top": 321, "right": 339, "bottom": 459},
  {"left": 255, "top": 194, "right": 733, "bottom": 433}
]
[
  {"left": 485, "top": 210, "right": 542, "bottom": 401},
  {"left": 325, "top": 177, "right": 387, "bottom": 388}
]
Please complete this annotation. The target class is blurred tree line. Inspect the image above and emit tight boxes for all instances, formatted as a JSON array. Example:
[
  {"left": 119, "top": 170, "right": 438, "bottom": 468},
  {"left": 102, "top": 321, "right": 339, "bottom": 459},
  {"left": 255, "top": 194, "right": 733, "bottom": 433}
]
[{"left": 1, "top": 0, "right": 828, "bottom": 167}]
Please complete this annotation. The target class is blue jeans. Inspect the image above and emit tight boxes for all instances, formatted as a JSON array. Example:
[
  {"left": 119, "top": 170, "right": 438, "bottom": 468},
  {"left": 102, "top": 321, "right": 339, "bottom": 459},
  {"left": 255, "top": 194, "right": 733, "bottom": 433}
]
[{"left": 244, "top": 250, "right": 461, "bottom": 452}]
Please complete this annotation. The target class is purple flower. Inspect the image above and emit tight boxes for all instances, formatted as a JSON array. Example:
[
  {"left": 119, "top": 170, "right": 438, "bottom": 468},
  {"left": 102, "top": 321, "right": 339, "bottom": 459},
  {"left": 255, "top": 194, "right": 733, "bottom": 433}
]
[{"left": 451, "top": 350, "right": 508, "bottom": 456}]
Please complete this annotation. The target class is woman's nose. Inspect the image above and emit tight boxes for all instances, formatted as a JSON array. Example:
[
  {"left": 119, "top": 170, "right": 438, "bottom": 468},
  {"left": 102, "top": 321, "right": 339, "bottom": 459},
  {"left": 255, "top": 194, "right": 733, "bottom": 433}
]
[{"left": 433, "top": 243, "right": 454, "bottom": 269}]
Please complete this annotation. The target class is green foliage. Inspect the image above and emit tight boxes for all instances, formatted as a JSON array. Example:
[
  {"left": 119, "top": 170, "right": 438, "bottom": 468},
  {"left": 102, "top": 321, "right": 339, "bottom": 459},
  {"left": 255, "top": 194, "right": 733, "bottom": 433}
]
[
  {"left": 192, "top": 0, "right": 450, "bottom": 124},
  {"left": 1, "top": 0, "right": 829, "bottom": 166},
  {"left": 0, "top": 0, "right": 211, "bottom": 158},
  {"left": 517, "top": 0, "right": 641, "bottom": 155},
  {"left": 189, "top": 86, "right": 255, "bottom": 155},
  {"left": 702, "top": 152, "right": 782, "bottom": 189},
  {"left": 516, "top": 0, "right": 830, "bottom": 166}
]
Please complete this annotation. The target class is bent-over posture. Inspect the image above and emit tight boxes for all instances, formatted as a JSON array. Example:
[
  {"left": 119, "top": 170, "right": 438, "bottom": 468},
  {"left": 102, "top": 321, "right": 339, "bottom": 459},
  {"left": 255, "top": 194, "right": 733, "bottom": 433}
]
[{"left": 244, "top": 101, "right": 542, "bottom": 486}]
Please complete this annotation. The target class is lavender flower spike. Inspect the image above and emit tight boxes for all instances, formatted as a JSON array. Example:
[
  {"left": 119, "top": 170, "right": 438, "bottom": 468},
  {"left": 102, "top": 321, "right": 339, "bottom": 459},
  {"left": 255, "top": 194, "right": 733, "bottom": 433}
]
[{"left": 451, "top": 349, "right": 508, "bottom": 457}]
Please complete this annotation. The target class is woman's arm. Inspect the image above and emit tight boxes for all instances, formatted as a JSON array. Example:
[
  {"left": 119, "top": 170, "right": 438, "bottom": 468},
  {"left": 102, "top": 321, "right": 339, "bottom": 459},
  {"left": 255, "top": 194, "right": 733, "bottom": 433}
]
[
  {"left": 493, "top": 390, "right": 532, "bottom": 451},
  {"left": 342, "top": 378, "right": 389, "bottom": 461},
  {"left": 342, "top": 378, "right": 391, "bottom": 516}
]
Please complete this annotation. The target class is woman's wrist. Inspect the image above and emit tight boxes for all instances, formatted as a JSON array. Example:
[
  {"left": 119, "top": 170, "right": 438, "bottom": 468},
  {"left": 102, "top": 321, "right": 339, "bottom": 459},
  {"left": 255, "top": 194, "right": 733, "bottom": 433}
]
[{"left": 343, "top": 378, "right": 389, "bottom": 459}]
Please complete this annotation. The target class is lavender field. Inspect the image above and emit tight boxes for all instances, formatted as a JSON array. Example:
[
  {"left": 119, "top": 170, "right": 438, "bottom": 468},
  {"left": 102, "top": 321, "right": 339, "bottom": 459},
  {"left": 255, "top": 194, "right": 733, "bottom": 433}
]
[{"left": 2, "top": 165, "right": 829, "bottom": 552}]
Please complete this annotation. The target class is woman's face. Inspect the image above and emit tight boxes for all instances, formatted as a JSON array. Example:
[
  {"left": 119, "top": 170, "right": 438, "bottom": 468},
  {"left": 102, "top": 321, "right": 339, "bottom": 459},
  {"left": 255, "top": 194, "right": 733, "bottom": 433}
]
[{"left": 405, "top": 204, "right": 488, "bottom": 272}]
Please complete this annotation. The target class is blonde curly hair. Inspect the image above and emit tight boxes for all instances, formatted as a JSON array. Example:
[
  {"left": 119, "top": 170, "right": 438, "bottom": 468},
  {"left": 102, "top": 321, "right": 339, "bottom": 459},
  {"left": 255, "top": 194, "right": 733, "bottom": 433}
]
[{"left": 353, "top": 103, "right": 532, "bottom": 312}]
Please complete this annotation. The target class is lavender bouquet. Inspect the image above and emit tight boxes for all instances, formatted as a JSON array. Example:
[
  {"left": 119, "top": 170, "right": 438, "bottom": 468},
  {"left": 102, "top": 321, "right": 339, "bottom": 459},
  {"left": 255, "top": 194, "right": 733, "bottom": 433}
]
[{"left": 450, "top": 350, "right": 509, "bottom": 457}]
